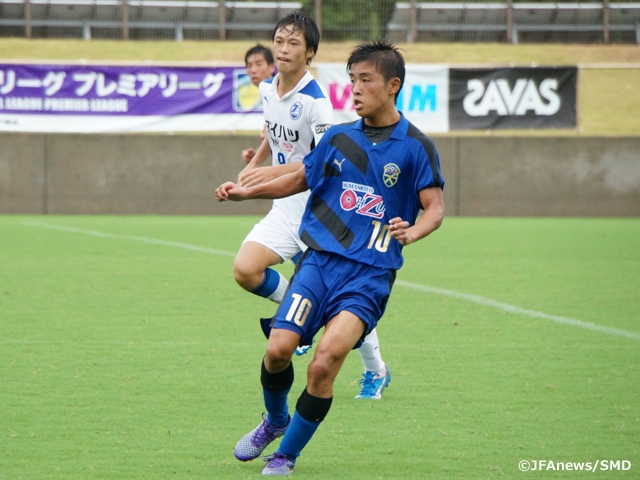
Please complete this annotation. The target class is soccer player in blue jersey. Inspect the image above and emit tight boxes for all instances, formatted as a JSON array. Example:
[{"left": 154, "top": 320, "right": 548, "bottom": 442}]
[
  {"left": 233, "top": 12, "right": 392, "bottom": 399},
  {"left": 216, "top": 40, "right": 444, "bottom": 476}
]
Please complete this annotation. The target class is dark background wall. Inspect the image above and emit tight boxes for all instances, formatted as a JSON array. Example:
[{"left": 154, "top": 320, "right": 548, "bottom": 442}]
[{"left": 1, "top": 133, "right": 639, "bottom": 217}]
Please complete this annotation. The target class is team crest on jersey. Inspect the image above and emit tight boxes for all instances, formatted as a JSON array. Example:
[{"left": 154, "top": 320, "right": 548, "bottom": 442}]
[
  {"left": 290, "top": 101, "right": 303, "bottom": 120},
  {"left": 383, "top": 163, "right": 401, "bottom": 188}
]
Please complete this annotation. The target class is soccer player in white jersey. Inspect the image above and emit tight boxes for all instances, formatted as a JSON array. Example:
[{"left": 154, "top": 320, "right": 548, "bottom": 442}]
[{"left": 232, "top": 12, "right": 391, "bottom": 401}]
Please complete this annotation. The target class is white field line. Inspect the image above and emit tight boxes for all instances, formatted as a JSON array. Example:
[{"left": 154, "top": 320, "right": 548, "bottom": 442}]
[
  {"left": 395, "top": 280, "right": 640, "bottom": 342},
  {"left": 2, "top": 339, "right": 201, "bottom": 345},
  {"left": 22, "top": 220, "right": 235, "bottom": 257},
  {"left": 22, "top": 221, "right": 640, "bottom": 342}
]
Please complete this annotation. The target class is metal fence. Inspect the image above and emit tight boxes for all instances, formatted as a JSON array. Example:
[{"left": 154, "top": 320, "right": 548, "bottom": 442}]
[
  {"left": 385, "top": 1, "right": 640, "bottom": 44},
  {"left": 0, "top": 0, "right": 302, "bottom": 41},
  {"left": 1, "top": 0, "right": 639, "bottom": 43}
]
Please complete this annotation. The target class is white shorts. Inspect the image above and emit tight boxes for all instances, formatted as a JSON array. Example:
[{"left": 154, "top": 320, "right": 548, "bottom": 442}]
[{"left": 243, "top": 205, "right": 308, "bottom": 262}]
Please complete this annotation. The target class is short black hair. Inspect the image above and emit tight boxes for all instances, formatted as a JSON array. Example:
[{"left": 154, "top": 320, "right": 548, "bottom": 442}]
[
  {"left": 244, "top": 44, "right": 274, "bottom": 66},
  {"left": 272, "top": 11, "right": 320, "bottom": 66},
  {"left": 347, "top": 40, "right": 405, "bottom": 100}
]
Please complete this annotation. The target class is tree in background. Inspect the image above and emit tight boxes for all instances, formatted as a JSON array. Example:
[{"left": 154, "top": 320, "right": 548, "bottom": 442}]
[{"left": 301, "top": 0, "right": 397, "bottom": 41}]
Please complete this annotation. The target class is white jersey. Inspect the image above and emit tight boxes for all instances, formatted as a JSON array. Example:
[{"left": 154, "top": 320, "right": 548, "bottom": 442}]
[{"left": 258, "top": 71, "right": 334, "bottom": 221}]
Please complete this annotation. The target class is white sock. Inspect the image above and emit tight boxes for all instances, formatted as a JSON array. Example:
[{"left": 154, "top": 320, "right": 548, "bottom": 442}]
[
  {"left": 267, "top": 272, "right": 288, "bottom": 304},
  {"left": 357, "top": 328, "right": 385, "bottom": 373}
]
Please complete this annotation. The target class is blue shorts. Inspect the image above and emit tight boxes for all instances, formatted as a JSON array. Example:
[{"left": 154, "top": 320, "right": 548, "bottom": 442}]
[{"left": 273, "top": 250, "right": 396, "bottom": 349}]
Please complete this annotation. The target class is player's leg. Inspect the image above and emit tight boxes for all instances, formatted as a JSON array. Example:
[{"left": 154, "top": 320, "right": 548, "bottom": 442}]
[
  {"left": 236, "top": 252, "right": 324, "bottom": 466},
  {"left": 357, "top": 328, "right": 384, "bottom": 373},
  {"left": 263, "top": 328, "right": 300, "bottom": 427},
  {"left": 266, "top": 311, "right": 364, "bottom": 472},
  {"left": 355, "top": 328, "right": 391, "bottom": 400},
  {"left": 234, "top": 210, "right": 302, "bottom": 304},
  {"left": 236, "top": 213, "right": 314, "bottom": 356},
  {"left": 234, "top": 240, "right": 289, "bottom": 302},
  {"left": 234, "top": 327, "right": 299, "bottom": 462},
  {"left": 307, "top": 311, "right": 366, "bottom": 397}
]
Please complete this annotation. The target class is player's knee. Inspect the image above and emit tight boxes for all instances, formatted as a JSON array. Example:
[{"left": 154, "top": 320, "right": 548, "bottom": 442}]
[
  {"left": 306, "top": 355, "right": 340, "bottom": 385},
  {"left": 265, "top": 342, "right": 294, "bottom": 370},
  {"left": 233, "top": 259, "right": 260, "bottom": 290}
]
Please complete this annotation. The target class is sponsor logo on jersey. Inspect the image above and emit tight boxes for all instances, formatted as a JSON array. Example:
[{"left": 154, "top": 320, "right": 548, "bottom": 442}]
[
  {"left": 463, "top": 78, "right": 561, "bottom": 117},
  {"left": 340, "top": 182, "right": 385, "bottom": 219},
  {"left": 282, "top": 141, "right": 294, "bottom": 153},
  {"left": 290, "top": 101, "right": 303, "bottom": 120},
  {"left": 266, "top": 120, "right": 300, "bottom": 143},
  {"left": 382, "top": 163, "right": 401, "bottom": 188},
  {"left": 342, "top": 182, "right": 373, "bottom": 194},
  {"left": 315, "top": 123, "right": 331, "bottom": 135}
]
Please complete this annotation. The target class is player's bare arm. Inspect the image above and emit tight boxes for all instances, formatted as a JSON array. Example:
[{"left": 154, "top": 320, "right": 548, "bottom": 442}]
[
  {"left": 238, "top": 162, "right": 304, "bottom": 188},
  {"left": 216, "top": 166, "right": 308, "bottom": 202},
  {"left": 238, "top": 136, "right": 271, "bottom": 181},
  {"left": 389, "top": 187, "right": 444, "bottom": 246}
]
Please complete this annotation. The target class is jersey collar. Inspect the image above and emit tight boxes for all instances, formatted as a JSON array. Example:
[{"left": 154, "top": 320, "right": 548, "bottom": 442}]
[
  {"left": 269, "top": 71, "right": 314, "bottom": 101},
  {"left": 352, "top": 112, "right": 409, "bottom": 140}
]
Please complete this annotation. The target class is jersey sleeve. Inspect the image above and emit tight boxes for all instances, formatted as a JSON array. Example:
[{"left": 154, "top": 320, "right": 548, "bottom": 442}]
[
  {"left": 307, "top": 97, "right": 334, "bottom": 148},
  {"left": 303, "top": 135, "right": 327, "bottom": 191},
  {"left": 258, "top": 81, "right": 267, "bottom": 102},
  {"left": 413, "top": 140, "right": 445, "bottom": 194}
]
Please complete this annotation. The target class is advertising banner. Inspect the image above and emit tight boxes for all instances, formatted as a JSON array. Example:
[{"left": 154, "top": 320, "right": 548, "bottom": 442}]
[
  {"left": 316, "top": 63, "right": 450, "bottom": 133},
  {"left": 449, "top": 67, "right": 577, "bottom": 130},
  {"left": 0, "top": 63, "right": 578, "bottom": 133},
  {"left": 0, "top": 63, "right": 265, "bottom": 132}
]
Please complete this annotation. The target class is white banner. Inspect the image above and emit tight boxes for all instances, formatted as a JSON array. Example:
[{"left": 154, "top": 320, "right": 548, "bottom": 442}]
[
  {"left": 316, "top": 63, "right": 450, "bottom": 133},
  {"left": 0, "top": 112, "right": 264, "bottom": 133}
]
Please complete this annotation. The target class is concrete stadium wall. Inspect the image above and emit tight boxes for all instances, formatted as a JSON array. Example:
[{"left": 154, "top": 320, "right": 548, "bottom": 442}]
[{"left": 1, "top": 133, "right": 639, "bottom": 217}]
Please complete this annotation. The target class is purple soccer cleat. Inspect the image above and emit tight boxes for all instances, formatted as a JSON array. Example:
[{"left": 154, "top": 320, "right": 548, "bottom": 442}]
[
  {"left": 234, "top": 414, "right": 290, "bottom": 462},
  {"left": 262, "top": 452, "right": 295, "bottom": 476}
]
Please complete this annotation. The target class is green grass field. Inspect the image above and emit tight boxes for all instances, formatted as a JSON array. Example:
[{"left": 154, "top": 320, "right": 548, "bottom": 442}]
[
  {"left": 1, "top": 215, "right": 638, "bottom": 479},
  {"left": 1, "top": 39, "right": 639, "bottom": 135}
]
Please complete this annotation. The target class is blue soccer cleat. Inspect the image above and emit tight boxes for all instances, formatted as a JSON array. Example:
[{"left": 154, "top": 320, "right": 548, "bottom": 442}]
[
  {"left": 294, "top": 344, "right": 312, "bottom": 356},
  {"left": 354, "top": 364, "right": 391, "bottom": 400},
  {"left": 234, "top": 414, "right": 290, "bottom": 462},
  {"left": 294, "top": 337, "right": 315, "bottom": 356},
  {"left": 262, "top": 452, "right": 295, "bottom": 476}
]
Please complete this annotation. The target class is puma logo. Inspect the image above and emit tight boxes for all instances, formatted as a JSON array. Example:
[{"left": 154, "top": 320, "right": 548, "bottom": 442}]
[{"left": 333, "top": 158, "right": 346, "bottom": 171}]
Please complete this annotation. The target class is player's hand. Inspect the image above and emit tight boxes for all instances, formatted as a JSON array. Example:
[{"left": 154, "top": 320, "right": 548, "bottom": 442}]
[
  {"left": 389, "top": 217, "right": 413, "bottom": 245},
  {"left": 238, "top": 166, "right": 279, "bottom": 188},
  {"left": 241, "top": 148, "right": 255, "bottom": 164},
  {"left": 215, "top": 182, "right": 247, "bottom": 202}
]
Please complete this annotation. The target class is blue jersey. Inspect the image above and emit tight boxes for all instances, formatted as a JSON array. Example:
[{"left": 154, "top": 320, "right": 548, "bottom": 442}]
[{"left": 300, "top": 113, "right": 444, "bottom": 270}]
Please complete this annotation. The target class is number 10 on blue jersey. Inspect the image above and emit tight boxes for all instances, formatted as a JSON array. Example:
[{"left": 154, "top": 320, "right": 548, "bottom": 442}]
[{"left": 368, "top": 220, "right": 391, "bottom": 253}]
